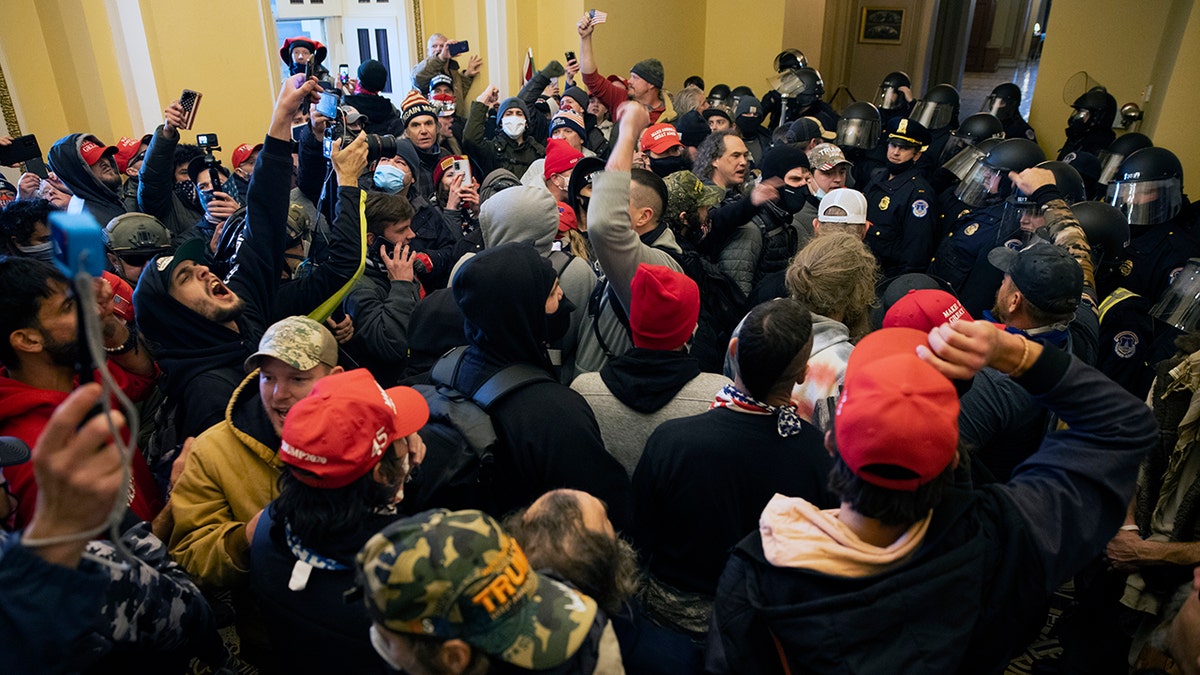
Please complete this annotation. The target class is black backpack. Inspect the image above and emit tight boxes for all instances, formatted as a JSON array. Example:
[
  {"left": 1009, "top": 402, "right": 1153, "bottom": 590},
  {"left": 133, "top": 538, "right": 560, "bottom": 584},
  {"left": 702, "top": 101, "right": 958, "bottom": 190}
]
[
  {"left": 404, "top": 347, "right": 554, "bottom": 515},
  {"left": 671, "top": 248, "right": 750, "bottom": 373}
]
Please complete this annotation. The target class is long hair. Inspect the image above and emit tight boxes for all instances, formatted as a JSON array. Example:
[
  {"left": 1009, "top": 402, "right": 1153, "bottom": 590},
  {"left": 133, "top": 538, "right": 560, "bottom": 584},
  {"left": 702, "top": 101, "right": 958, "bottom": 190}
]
[
  {"left": 785, "top": 232, "right": 879, "bottom": 339},
  {"left": 272, "top": 450, "right": 402, "bottom": 550},
  {"left": 692, "top": 130, "right": 738, "bottom": 181}
]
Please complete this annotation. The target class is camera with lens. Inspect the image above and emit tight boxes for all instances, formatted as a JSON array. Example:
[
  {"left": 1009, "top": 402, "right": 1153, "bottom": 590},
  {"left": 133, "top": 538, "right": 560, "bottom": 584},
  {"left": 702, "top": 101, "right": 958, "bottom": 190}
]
[{"left": 323, "top": 123, "right": 397, "bottom": 162}]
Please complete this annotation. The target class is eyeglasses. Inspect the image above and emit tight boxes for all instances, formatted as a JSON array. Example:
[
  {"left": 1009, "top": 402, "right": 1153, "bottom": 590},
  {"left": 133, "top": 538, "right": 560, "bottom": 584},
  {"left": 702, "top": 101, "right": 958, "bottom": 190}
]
[{"left": 118, "top": 252, "right": 157, "bottom": 267}]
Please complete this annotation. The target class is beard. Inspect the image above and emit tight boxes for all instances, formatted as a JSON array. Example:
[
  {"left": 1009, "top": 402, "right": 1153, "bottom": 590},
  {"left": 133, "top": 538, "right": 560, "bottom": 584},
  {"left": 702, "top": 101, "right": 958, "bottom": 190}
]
[
  {"left": 99, "top": 172, "right": 122, "bottom": 191},
  {"left": 42, "top": 331, "right": 80, "bottom": 369},
  {"left": 207, "top": 296, "right": 246, "bottom": 325}
]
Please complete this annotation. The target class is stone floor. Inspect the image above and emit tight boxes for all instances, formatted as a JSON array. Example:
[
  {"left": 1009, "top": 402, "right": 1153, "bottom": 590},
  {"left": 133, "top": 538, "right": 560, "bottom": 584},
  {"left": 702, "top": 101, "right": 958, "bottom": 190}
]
[{"left": 962, "top": 59, "right": 1039, "bottom": 120}]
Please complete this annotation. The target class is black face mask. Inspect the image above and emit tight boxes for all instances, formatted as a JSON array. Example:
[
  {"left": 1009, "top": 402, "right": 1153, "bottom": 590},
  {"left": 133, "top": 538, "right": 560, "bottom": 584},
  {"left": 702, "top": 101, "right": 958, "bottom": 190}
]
[
  {"left": 779, "top": 186, "right": 807, "bottom": 214},
  {"left": 546, "top": 296, "right": 577, "bottom": 344},
  {"left": 1067, "top": 109, "right": 1091, "bottom": 132},
  {"left": 887, "top": 159, "right": 916, "bottom": 175},
  {"left": 174, "top": 179, "right": 198, "bottom": 210},
  {"left": 649, "top": 155, "right": 692, "bottom": 178},
  {"left": 736, "top": 117, "right": 762, "bottom": 138}
]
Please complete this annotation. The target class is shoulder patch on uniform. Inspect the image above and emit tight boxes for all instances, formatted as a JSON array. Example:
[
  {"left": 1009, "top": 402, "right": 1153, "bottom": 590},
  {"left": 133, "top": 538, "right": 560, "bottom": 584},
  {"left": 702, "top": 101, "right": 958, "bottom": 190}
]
[
  {"left": 1113, "top": 331, "right": 1139, "bottom": 359},
  {"left": 1026, "top": 129, "right": 1036, "bottom": 140},
  {"left": 1062, "top": 152, "right": 1076, "bottom": 162},
  {"left": 964, "top": 223, "right": 979, "bottom": 236},
  {"left": 912, "top": 199, "right": 929, "bottom": 218}
]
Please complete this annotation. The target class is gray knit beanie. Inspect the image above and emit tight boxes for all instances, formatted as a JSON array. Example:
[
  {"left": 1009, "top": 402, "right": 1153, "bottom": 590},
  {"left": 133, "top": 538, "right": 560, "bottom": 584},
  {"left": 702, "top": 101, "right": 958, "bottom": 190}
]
[{"left": 630, "top": 59, "right": 664, "bottom": 89}]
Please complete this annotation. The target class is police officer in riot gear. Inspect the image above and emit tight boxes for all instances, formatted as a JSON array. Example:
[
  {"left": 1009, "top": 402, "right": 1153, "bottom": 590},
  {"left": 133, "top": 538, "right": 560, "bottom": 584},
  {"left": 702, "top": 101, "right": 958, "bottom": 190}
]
[
  {"left": 931, "top": 112, "right": 1005, "bottom": 194},
  {"left": 766, "top": 67, "right": 839, "bottom": 132},
  {"left": 928, "top": 137, "right": 1045, "bottom": 314},
  {"left": 1058, "top": 86, "right": 1117, "bottom": 160},
  {"left": 707, "top": 84, "right": 732, "bottom": 111},
  {"left": 837, "top": 101, "right": 884, "bottom": 185},
  {"left": 1097, "top": 131, "right": 1152, "bottom": 186},
  {"left": 1097, "top": 146, "right": 1198, "bottom": 300},
  {"left": 910, "top": 84, "right": 961, "bottom": 176},
  {"left": 981, "top": 83, "right": 1036, "bottom": 141},
  {"left": 864, "top": 117, "right": 937, "bottom": 279},
  {"left": 874, "top": 71, "right": 914, "bottom": 125}
]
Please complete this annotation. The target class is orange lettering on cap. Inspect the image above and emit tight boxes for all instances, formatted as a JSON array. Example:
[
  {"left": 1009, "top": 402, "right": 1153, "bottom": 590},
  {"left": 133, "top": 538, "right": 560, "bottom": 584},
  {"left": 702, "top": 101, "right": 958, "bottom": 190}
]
[{"left": 470, "top": 545, "right": 531, "bottom": 616}]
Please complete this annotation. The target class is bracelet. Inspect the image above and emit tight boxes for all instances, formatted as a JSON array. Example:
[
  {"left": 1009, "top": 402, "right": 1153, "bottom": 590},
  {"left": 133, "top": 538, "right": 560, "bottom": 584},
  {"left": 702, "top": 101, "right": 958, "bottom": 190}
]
[
  {"left": 1120, "top": 524, "right": 1141, "bottom": 532},
  {"left": 104, "top": 329, "right": 138, "bottom": 355},
  {"left": 1009, "top": 337, "right": 1032, "bottom": 377}
]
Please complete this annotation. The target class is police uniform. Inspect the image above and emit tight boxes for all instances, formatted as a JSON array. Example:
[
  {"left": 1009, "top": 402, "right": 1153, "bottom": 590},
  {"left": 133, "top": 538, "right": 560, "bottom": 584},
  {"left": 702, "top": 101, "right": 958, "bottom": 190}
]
[
  {"left": 1096, "top": 211, "right": 1200, "bottom": 302},
  {"left": 1003, "top": 114, "right": 1037, "bottom": 142},
  {"left": 1096, "top": 289, "right": 1181, "bottom": 400},
  {"left": 865, "top": 118, "right": 938, "bottom": 279},
  {"left": 927, "top": 201, "right": 1009, "bottom": 314},
  {"left": 866, "top": 169, "right": 936, "bottom": 278}
]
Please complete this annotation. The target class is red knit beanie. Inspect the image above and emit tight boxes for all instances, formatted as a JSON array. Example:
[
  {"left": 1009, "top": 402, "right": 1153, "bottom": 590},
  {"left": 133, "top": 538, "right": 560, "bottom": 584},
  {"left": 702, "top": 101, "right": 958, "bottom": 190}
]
[{"left": 629, "top": 263, "right": 700, "bottom": 350}]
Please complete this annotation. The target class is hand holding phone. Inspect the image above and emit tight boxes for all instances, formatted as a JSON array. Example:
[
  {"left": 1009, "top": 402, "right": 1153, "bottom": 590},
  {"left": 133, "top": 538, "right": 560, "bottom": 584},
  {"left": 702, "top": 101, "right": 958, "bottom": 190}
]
[
  {"left": 449, "top": 41, "right": 470, "bottom": 57},
  {"left": 338, "top": 64, "right": 350, "bottom": 85}
]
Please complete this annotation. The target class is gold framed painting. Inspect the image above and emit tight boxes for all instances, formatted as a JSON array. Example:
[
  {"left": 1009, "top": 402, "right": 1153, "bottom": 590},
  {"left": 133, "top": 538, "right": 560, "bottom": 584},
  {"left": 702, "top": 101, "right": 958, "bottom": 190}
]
[{"left": 859, "top": 7, "right": 904, "bottom": 44}]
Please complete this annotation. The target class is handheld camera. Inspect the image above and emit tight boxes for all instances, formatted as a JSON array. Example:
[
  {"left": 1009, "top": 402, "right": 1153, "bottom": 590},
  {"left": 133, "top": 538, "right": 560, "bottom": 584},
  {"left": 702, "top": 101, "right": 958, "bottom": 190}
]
[{"left": 196, "top": 133, "right": 223, "bottom": 193}]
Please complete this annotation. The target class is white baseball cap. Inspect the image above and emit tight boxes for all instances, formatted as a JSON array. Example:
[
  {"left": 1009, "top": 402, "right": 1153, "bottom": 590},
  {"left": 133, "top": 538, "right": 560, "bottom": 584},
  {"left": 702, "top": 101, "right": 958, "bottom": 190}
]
[{"left": 817, "top": 188, "right": 868, "bottom": 224}]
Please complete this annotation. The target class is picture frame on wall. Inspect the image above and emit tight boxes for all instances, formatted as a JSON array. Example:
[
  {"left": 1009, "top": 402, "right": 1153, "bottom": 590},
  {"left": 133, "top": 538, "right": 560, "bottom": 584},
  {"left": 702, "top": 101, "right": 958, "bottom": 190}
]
[{"left": 859, "top": 7, "right": 905, "bottom": 44}]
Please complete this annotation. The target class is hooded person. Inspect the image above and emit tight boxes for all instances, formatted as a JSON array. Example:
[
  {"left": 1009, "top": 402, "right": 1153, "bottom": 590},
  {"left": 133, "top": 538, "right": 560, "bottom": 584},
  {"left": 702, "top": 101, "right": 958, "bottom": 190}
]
[
  {"left": 734, "top": 96, "right": 773, "bottom": 168},
  {"left": 342, "top": 60, "right": 405, "bottom": 135},
  {"left": 464, "top": 91, "right": 546, "bottom": 179},
  {"left": 46, "top": 134, "right": 126, "bottom": 226},
  {"left": 748, "top": 144, "right": 814, "bottom": 290},
  {"left": 279, "top": 36, "right": 329, "bottom": 79},
  {"left": 451, "top": 185, "right": 596, "bottom": 382},
  {"left": 571, "top": 263, "right": 732, "bottom": 476},
  {"left": 448, "top": 242, "right": 633, "bottom": 530}
]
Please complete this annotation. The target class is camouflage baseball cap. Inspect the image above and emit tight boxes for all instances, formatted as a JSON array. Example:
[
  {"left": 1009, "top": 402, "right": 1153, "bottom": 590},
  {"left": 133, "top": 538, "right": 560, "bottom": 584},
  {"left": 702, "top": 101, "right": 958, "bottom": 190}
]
[
  {"left": 244, "top": 316, "right": 338, "bottom": 372},
  {"left": 664, "top": 170, "right": 721, "bottom": 219},
  {"left": 357, "top": 509, "right": 598, "bottom": 670}
]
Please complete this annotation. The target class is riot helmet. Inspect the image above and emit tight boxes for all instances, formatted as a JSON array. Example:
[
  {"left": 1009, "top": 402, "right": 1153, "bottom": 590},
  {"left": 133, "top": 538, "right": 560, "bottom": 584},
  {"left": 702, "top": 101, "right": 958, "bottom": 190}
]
[
  {"left": 835, "top": 101, "right": 881, "bottom": 150},
  {"left": 1105, "top": 146, "right": 1183, "bottom": 226},
  {"left": 955, "top": 138, "right": 1044, "bottom": 207},
  {"left": 1067, "top": 201, "right": 1130, "bottom": 266},
  {"left": 791, "top": 68, "right": 825, "bottom": 109},
  {"left": 707, "top": 83, "right": 732, "bottom": 109},
  {"left": 943, "top": 137, "right": 1002, "bottom": 183},
  {"left": 1150, "top": 258, "right": 1200, "bottom": 332},
  {"left": 1069, "top": 87, "right": 1118, "bottom": 132},
  {"left": 875, "top": 71, "right": 911, "bottom": 111},
  {"left": 981, "top": 83, "right": 1021, "bottom": 122},
  {"left": 730, "top": 85, "right": 756, "bottom": 113},
  {"left": 774, "top": 49, "right": 808, "bottom": 73},
  {"left": 911, "top": 84, "right": 959, "bottom": 131},
  {"left": 1097, "top": 132, "right": 1152, "bottom": 185},
  {"left": 1010, "top": 160, "right": 1083, "bottom": 238},
  {"left": 942, "top": 112, "right": 1005, "bottom": 164}
]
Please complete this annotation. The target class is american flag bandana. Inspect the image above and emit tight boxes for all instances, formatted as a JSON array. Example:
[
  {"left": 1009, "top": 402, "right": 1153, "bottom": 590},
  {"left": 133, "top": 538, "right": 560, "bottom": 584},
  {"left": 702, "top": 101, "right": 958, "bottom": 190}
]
[{"left": 711, "top": 384, "right": 807, "bottom": 438}]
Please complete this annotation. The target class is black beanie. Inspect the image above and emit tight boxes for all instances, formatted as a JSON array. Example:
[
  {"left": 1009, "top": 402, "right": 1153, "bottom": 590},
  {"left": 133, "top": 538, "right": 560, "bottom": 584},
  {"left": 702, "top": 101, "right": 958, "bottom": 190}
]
[
  {"left": 759, "top": 145, "right": 811, "bottom": 181},
  {"left": 631, "top": 59, "right": 664, "bottom": 89},
  {"left": 358, "top": 60, "right": 389, "bottom": 93}
]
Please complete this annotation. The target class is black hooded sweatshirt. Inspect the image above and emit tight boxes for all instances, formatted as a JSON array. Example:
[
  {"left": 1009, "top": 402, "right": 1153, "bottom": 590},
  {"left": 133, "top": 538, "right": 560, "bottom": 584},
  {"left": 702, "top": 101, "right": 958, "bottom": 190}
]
[
  {"left": 133, "top": 136, "right": 292, "bottom": 439},
  {"left": 451, "top": 242, "right": 634, "bottom": 531},
  {"left": 47, "top": 134, "right": 126, "bottom": 226}
]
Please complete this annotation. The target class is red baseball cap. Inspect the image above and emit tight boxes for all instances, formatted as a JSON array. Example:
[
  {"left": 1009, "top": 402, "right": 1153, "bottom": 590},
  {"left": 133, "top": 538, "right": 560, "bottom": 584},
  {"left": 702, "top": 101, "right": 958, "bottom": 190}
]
[
  {"left": 80, "top": 137, "right": 118, "bottom": 166},
  {"left": 882, "top": 289, "right": 973, "bottom": 333},
  {"left": 113, "top": 136, "right": 148, "bottom": 174},
  {"left": 835, "top": 327, "right": 959, "bottom": 491},
  {"left": 556, "top": 201, "right": 578, "bottom": 234},
  {"left": 279, "top": 369, "right": 429, "bottom": 489},
  {"left": 639, "top": 123, "right": 684, "bottom": 155},
  {"left": 544, "top": 138, "right": 583, "bottom": 180},
  {"left": 433, "top": 154, "right": 468, "bottom": 187},
  {"left": 231, "top": 143, "right": 263, "bottom": 169}
]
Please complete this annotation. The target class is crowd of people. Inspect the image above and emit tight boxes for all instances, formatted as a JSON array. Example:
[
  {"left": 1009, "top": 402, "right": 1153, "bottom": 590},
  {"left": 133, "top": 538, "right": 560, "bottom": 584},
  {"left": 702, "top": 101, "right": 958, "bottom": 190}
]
[{"left": 2, "top": 13, "right": 1200, "bottom": 675}]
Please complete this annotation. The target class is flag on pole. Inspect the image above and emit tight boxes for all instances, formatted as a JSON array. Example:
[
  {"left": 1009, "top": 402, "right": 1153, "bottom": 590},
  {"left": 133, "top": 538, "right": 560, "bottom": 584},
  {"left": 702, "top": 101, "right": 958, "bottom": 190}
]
[{"left": 522, "top": 48, "right": 534, "bottom": 84}]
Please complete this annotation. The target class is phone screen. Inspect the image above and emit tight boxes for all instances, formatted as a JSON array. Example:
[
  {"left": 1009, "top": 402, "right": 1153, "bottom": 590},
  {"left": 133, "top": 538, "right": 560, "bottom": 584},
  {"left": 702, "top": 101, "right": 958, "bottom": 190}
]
[
  {"left": 338, "top": 65, "right": 349, "bottom": 85},
  {"left": 316, "top": 92, "right": 339, "bottom": 119}
]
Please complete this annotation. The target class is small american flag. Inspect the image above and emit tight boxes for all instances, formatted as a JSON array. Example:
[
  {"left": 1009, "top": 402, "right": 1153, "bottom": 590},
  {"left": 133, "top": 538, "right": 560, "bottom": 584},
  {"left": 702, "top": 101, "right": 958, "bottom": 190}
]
[{"left": 588, "top": 9, "right": 607, "bottom": 23}]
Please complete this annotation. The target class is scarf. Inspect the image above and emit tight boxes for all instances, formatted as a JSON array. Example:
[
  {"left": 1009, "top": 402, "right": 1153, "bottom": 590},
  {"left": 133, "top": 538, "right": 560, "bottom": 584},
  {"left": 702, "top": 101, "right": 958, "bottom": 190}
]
[{"left": 711, "top": 383, "right": 806, "bottom": 437}]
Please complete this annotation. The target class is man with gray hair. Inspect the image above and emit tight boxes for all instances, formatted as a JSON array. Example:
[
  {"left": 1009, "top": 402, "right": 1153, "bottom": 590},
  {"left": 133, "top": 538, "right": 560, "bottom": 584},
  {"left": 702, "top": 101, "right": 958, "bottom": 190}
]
[{"left": 410, "top": 32, "right": 481, "bottom": 104}]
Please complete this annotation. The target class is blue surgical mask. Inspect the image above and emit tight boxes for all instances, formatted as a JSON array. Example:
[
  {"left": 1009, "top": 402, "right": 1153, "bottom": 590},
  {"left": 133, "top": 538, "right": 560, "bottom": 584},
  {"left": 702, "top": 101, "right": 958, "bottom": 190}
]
[{"left": 374, "top": 165, "right": 406, "bottom": 194}]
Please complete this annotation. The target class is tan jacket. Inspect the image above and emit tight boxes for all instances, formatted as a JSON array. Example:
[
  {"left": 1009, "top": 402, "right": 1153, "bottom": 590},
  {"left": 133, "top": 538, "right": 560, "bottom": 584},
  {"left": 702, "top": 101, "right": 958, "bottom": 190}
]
[{"left": 169, "top": 371, "right": 282, "bottom": 588}]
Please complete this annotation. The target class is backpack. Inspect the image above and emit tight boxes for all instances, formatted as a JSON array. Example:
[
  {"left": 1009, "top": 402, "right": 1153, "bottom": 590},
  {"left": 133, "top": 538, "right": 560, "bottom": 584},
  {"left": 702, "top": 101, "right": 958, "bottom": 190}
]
[
  {"left": 585, "top": 247, "right": 748, "bottom": 373},
  {"left": 404, "top": 346, "right": 554, "bottom": 515},
  {"left": 143, "top": 368, "right": 244, "bottom": 495}
]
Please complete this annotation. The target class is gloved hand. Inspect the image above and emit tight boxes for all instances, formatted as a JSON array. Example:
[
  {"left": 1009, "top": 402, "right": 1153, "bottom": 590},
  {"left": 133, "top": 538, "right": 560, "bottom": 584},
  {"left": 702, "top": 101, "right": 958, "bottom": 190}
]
[{"left": 541, "top": 60, "right": 566, "bottom": 79}]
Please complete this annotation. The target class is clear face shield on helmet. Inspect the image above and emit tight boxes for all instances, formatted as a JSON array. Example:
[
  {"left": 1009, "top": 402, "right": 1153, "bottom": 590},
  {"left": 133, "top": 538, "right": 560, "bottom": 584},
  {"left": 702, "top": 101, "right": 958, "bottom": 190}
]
[
  {"left": 955, "top": 162, "right": 1011, "bottom": 208},
  {"left": 911, "top": 99, "right": 954, "bottom": 130},
  {"left": 1151, "top": 258, "right": 1200, "bottom": 332},
  {"left": 875, "top": 85, "right": 905, "bottom": 110},
  {"left": 998, "top": 195, "right": 1043, "bottom": 246},
  {"left": 942, "top": 143, "right": 987, "bottom": 182},
  {"left": 980, "top": 95, "right": 1016, "bottom": 122},
  {"left": 836, "top": 117, "right": 880, "bottom": 150},
  {"left": 1097, "top": 150, "right": 1127, "bottom": 186},
  {"left": 1105, "top": 177, "right": 1182, "bottom": 226}
]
